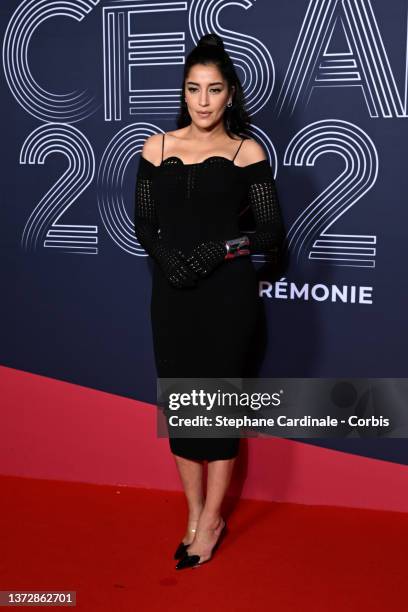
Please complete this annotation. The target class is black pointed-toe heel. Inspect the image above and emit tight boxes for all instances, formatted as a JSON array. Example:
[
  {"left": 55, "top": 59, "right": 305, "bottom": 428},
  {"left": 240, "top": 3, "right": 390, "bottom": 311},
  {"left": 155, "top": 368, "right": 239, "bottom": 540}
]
[
  {"left": 175, "top": 519, "right": 227, "bottom": 570},
  {"left": 174, "top": 541, "right": 188, "bottom": 560},
  {"left": 173, "top": 525, "right": 197, "bottom": 560}
]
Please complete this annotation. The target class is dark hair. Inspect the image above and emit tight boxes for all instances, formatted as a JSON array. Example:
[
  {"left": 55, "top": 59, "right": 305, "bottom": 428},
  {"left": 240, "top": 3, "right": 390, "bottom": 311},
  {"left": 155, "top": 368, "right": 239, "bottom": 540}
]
[{"left": 176, "top": 33, "right": 251, "bottom": 139}]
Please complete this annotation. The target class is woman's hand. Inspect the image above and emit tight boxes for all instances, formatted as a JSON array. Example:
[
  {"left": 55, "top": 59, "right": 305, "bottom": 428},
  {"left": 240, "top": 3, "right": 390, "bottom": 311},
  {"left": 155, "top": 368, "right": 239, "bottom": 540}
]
[
  {"left": 185, "top": 237, "right": 251, "bottom": 278},
  {"left": 159, "top": 246, "right": 199, "bottom": 288},
  {"left": 184, "top": 240, "right": 228, "bottom": 277}
]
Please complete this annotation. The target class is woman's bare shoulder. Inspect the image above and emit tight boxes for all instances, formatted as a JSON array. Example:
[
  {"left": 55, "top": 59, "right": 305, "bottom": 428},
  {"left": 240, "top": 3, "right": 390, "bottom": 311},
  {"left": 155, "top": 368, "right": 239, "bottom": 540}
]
[
  {"left": 236, "top": 137, "right": 267, "bottom": 167},
  {"left": 141, "top": 133, "right": 163, "bottom": 166}
]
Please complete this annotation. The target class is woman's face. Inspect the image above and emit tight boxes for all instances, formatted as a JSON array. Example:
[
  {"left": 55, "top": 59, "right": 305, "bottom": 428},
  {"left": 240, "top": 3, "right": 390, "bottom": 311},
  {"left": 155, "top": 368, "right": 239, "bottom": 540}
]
[{"left": 184, "top": 63, "right": 234, "bottom": 129}]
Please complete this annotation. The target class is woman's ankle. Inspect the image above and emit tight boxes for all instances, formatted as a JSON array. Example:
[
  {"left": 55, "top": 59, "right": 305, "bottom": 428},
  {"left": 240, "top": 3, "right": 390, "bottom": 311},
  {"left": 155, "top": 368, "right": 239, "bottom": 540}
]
[
  {"left": 188, "top": 503, "right": 204, "bottom": 522},
  {"left": 198, "top": 511, "right": 223, "bottom": 530}
]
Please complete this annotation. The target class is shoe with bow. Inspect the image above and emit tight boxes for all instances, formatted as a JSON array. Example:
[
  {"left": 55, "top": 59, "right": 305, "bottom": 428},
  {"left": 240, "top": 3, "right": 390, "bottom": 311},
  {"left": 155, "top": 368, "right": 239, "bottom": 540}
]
[
  {"left": 173, "top": 521, "right": 198, "bottom": 560},
  {"left": 175, "top": 518, "right": 227, "bottom": 569}
]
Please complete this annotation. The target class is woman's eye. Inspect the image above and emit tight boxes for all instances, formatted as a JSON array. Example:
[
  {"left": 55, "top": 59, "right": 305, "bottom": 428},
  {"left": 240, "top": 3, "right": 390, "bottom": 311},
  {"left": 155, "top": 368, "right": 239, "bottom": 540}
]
[{"left": 186, "top": 88, "right": 222, "bottom": 93}]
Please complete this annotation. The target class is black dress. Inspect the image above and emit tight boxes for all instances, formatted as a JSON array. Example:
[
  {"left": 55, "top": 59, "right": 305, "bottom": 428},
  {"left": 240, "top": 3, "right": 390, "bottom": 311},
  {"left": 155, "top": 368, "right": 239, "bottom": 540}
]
[{"left": 134, "top": 133, "right": 283, "bottom": 461}]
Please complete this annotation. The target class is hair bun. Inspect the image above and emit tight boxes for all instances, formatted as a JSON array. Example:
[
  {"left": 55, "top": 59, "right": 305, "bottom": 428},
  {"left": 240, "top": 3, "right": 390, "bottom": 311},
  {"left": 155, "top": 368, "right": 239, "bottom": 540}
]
[{"left": 197, "top": 33, "right": 225, "bottom": 52}]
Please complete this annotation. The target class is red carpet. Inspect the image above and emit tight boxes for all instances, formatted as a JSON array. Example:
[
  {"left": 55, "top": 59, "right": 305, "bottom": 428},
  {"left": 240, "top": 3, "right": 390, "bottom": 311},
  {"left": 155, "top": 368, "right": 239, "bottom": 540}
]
[{"left": 1, "top": 474, "right": 406, "bottom": 611}]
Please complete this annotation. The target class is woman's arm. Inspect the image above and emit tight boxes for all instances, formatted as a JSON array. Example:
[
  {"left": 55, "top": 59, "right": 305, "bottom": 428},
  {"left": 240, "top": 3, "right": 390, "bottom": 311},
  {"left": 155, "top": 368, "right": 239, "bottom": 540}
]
[
  {"left": 242, "top": 158, "right": 284, "bottom": 254},
  {"left": 134, "top": 153, "right": 198, "bottom": 288}
]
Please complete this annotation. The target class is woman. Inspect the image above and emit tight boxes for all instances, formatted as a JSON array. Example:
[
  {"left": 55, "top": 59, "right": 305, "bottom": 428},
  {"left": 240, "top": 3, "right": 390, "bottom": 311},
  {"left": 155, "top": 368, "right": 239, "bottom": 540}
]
[{"left": 134, "top": 33, "right": 284, "bottom": 569}]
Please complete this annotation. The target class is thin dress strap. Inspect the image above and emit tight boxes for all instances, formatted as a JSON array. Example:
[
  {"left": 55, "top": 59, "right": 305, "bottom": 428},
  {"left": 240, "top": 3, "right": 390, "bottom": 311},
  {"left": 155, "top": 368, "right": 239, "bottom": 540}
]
[
  {"left": 232, "top": 138, "right": 245, "bottom": 161},
  {"left": 161, "top": 133, "right": 165, "bottom": 162}
]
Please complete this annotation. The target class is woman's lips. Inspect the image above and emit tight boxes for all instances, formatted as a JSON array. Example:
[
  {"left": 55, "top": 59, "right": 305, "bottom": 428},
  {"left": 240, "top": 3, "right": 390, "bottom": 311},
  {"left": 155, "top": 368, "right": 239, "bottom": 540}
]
[{"left": 197, "top": 111, "right": 211, "bottom": 117}]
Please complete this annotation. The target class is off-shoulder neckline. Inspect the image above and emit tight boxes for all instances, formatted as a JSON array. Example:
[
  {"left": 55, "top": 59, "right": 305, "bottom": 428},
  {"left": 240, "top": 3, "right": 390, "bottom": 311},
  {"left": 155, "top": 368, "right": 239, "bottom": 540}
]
[{"left": 139, "top": 154, "right": 268, "bottom": 169}]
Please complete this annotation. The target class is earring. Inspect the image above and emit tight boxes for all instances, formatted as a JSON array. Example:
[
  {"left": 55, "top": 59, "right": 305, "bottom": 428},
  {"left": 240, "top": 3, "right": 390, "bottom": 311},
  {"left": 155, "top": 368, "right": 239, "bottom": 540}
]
[{"left": 226, "top": 100, "right": 232, "bottom": 108}]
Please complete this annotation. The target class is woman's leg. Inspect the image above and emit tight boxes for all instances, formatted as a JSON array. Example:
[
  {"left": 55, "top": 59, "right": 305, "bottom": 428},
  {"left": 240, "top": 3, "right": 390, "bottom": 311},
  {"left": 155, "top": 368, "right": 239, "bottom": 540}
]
[
  {"left": 174, "top": 455, "right": 205, "bottom": 544},
  {"left": 183, "top": 457, "right": 236, "bottom": 560}
]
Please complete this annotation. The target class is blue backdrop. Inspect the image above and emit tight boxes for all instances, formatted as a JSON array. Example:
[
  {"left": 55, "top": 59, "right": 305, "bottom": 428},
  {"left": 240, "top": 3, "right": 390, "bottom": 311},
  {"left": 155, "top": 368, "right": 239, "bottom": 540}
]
[{"left": 1, "top": 0, "right": 407, "bottom": 464}]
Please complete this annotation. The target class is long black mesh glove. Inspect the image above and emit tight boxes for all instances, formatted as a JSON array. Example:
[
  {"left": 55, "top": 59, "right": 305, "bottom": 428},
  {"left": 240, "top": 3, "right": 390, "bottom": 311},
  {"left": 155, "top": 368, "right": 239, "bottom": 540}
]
[
  {"left": 134, "top": 156, "right": 198, "bottom": 288},
  {"left": 185, "top": 240, "right": 228, "bottom": 277},
  {"left": 243, "top": 159, "right": 284, "bottom": 253},
  {"left": 184, "top": 159, "right": 284, "bottom": 277}
]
